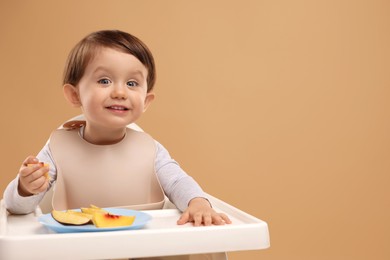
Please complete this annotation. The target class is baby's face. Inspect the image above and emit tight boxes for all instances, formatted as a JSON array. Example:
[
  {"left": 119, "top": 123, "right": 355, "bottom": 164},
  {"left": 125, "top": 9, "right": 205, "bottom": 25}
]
[{"left": 76, "top": 47, "right": 153, "bottom": 140}]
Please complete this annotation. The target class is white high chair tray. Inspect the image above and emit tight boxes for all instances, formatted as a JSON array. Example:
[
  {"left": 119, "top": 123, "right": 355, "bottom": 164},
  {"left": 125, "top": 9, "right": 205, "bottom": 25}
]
[{"left": 0, "top": 194, "right": 270, "bottom": 260}]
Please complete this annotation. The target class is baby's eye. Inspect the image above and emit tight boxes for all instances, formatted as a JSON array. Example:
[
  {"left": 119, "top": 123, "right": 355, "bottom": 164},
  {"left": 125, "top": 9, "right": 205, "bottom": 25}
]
[
  {"left": 126, "top": 81, "right": 139, "bottom": 87},
  {"left": 98, "top": 78, "right": 111, "bottom": 85}
]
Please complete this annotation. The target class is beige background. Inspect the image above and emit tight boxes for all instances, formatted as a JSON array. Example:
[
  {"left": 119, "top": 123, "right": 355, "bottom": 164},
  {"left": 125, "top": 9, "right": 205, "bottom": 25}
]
[{"left": 1, "top": 0, "right": 389, "bottom": 259}]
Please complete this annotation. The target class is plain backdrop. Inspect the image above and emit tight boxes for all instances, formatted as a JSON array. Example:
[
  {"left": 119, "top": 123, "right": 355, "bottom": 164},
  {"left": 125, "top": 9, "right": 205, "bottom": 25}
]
[{"left": 1, "top": 1, "right": 389, "bottom": 259}]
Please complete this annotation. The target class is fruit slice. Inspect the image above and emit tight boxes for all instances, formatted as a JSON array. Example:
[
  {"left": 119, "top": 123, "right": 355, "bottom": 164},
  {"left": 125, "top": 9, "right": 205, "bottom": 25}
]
[
  {"left": 27, "top": 162, "right": 50, "bottom": 180},
  {"left": 81, "top": 205, "right": 108, "bottom": 215},
  {"left": 51, "top": 210, "right": 91, "bottom": 225},
  {"left": 92, "top": 212, "right": 135, "bottom": 228},
  {"left": 66, "top": 210, "right": 93, "bottom": 221}
]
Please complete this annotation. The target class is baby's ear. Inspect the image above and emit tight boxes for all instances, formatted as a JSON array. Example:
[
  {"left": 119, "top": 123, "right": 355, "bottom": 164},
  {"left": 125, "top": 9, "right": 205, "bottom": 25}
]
[
  {"left": 143, "top": 92, "right": 155, "bottom": 112},
  {"left": 63, "top": 84, "right": 81, "bottom": 107}
]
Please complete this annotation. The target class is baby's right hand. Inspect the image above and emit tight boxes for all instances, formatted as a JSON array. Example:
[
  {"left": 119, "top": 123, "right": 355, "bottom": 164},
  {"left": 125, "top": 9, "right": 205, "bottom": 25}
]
[{"left": 18, "top": 156, "right": 50, "bottom": 196}]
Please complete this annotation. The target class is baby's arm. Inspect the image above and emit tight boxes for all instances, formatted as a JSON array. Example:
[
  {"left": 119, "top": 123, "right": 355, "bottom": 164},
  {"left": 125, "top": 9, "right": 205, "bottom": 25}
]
[{"left": 154, "top": 141, "right": 231, "bottom": 226}]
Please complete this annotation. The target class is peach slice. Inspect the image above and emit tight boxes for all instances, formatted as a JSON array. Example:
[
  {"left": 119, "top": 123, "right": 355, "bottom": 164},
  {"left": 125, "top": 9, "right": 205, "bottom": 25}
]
[
  {"left": 80, "top": 205, "right": 108, "bottom": 215},
  {"left": 66, "top": 210, "right": 93, "bottom": 221},
  {"left": 51, "top": 210, "right": 91, "bottom": 225},
  {"left": 92, "top": 212, "right": 136, "bottom": 228}
]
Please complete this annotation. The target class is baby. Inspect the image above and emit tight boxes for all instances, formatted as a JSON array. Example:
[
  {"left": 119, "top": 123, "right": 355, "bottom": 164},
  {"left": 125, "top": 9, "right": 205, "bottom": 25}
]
[{"left": 3, "top": 30, "right": 231, "bottom": 228}]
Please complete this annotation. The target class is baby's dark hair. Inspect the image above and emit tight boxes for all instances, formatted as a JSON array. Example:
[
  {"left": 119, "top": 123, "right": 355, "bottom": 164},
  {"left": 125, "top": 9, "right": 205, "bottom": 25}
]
[{"left": 63, "top": 30, "right": 156, "bottom": 92}]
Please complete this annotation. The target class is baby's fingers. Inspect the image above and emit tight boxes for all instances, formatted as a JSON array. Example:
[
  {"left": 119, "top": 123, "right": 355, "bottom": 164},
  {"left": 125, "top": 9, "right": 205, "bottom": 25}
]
[
  {"left": 22, "top": 156, "right": 39, "bottom": 166},
  {"left": 193, "top": 212, "right": 205, "bottom": 226},
  {"left": 30, "top": 176, "right": 49, "bottom": 194},
  {"left": 212, "top": 213, "right": 232, "bottom": 225},
  {"left": 202, "top": 213, "right": 213, "bottom": 226},
  {"left": 19, "top": 156, "right": 39, "bottom": 177},
  {"left": 177, "top": 211, "right": 191, "bottom": 225},
  {"left": 221, "top": 213, "right": 232, "bottom": 224}
]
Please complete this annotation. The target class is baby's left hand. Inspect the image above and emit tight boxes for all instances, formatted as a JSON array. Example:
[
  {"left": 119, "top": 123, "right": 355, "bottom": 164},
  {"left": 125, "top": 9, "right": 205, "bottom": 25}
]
[{"left": 177, "top": 197, "right": 232, "bottom": 226}]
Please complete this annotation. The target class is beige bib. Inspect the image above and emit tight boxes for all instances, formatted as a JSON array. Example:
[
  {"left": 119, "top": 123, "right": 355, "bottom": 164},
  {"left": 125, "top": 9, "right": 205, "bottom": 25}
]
[{"left": 49, "top": 127, "right": 165, "bottom": 211}]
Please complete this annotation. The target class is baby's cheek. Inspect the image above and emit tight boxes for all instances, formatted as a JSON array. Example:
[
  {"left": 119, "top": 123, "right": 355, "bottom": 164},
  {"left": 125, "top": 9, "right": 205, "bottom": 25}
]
[{"left": 134, "top": 97, "right": 147, "bottom": 111}]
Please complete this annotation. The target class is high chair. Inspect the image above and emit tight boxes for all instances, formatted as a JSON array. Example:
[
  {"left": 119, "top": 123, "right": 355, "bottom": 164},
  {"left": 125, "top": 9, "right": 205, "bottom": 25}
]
[{"left": 0, "top": 115, "right": 270, "bottom": 260}]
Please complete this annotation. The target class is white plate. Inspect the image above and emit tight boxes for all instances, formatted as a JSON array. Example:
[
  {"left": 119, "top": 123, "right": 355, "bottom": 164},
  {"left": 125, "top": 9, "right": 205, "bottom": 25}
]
[{"left": 38, "top": 208, "right": 151, "bottom": 233}]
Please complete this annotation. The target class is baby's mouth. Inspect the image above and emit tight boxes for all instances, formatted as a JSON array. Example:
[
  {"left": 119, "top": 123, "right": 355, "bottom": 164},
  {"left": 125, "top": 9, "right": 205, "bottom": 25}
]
[{"left": 106, "top": 105, "right": 129, "bottom": 111}]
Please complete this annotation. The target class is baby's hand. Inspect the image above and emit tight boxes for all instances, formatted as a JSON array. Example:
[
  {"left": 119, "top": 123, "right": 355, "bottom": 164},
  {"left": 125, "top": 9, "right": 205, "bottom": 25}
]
[
  {"left": 177, "top": 197, "right": 232, "bottom": 226},
  {"left": 18, "top": 156, "right": 50, "bottom": 196}
]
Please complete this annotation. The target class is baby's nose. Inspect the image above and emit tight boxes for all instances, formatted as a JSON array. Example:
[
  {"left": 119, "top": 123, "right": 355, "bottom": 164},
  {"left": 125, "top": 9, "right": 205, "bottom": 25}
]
[{"left": 111, "top": 85, "right": 128, "bottom": 99}]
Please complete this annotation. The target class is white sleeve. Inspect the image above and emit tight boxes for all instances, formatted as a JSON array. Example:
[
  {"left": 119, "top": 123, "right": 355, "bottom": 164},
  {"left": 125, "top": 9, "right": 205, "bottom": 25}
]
[
  {"left": 3, "top": 143, "right": 56, "bottom": 214},
  {"left": 154, "top": 140, "right": 208, "bottom": 212}
]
